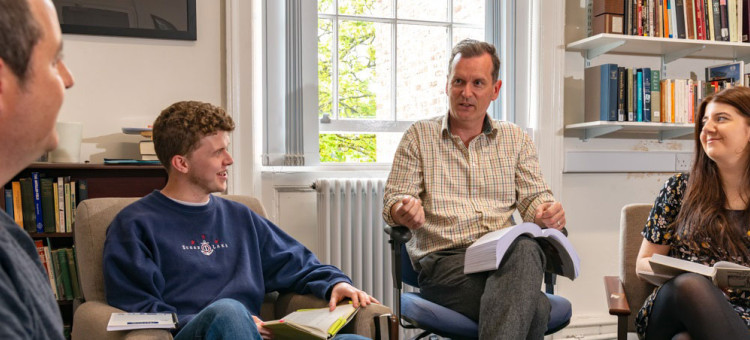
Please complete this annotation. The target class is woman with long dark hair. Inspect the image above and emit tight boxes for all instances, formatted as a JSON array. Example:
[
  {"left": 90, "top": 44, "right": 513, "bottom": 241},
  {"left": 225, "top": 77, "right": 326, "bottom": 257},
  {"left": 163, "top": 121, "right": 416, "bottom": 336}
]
[{"left": 635, "top": 86, "right": 750, "bottom": 340}]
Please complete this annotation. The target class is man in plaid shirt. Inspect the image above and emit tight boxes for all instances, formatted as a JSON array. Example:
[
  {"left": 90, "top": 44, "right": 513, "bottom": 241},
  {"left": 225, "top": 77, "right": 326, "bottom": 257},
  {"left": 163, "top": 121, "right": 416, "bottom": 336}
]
[{"left": 383, "top": 39, "right": 566, "bottom": 340}]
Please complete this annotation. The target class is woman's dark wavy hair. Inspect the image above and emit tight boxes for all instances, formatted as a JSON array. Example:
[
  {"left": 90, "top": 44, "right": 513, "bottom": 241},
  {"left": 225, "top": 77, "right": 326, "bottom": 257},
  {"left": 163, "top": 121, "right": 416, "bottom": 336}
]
[{"left": 675, "top": 86, "right": 750, "bottom": 263}]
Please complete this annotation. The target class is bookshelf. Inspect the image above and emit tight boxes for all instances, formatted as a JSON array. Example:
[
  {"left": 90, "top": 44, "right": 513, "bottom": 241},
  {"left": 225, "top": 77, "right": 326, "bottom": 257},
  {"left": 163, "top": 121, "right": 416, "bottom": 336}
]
[
  {"left": 567, "top": 33, "right": 750, "bottom": 65},
  {"left": 2, "top": 162, "right": 167, "bottom": 337},
  {"left": 566, "top": 121, "right": 694, "bottom": 141},
  {"left": 563, "top": 33, "right": 750, "bottom": 141}
]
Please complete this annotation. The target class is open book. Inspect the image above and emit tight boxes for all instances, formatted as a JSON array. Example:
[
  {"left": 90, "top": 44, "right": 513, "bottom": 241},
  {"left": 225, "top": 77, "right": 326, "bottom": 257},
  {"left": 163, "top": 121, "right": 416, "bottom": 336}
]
[
  {"left": 106, "top": 312, "right": 177, "bottom": 331},
  {"left": 638, "top": 254, "right": 750, "bottom": 290},
  {"left": 262, "top": 303, "right": 359, "bottom": 340},
  {"left": 464, "top": 222, "right": 581, "bottom": 280}
]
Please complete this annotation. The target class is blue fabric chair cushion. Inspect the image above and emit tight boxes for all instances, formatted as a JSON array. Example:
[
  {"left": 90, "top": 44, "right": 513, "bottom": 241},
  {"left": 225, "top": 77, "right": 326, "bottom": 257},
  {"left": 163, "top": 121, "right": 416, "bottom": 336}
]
[{"left": 400, "top": 292, "right": 571, "bottom": 338}]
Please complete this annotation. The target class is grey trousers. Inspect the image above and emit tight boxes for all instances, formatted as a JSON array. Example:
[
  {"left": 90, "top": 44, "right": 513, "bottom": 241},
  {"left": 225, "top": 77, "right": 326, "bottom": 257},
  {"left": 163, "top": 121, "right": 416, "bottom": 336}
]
[{"left": 417, "top": 236, "right": 550, "bottom": 340}]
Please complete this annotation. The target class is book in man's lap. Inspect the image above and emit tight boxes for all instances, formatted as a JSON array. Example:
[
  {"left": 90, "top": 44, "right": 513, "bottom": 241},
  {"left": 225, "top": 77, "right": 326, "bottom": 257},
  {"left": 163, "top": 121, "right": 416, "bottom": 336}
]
[
  {"left": 262, "top": 303, "right": 359, "bottom": 339},
  {"left": 463, "top": 222, "right": 581, "bottom": 280},
  {"left": 638, "top": 254, "right": 750, "bottom": 290}
]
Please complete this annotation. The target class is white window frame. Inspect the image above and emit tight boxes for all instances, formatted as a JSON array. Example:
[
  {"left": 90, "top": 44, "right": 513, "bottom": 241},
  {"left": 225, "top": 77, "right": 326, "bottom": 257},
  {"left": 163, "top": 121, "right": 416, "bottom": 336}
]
[{"left": 256, "top": 0, "right": 525, "bottom": 167}]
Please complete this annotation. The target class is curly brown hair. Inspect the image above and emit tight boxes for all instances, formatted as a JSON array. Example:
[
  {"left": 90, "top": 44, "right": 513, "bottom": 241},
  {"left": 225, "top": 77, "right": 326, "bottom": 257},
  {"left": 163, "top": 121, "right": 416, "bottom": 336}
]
[{"left": 153, "top": 101, "right": 235, "bottom": 171}]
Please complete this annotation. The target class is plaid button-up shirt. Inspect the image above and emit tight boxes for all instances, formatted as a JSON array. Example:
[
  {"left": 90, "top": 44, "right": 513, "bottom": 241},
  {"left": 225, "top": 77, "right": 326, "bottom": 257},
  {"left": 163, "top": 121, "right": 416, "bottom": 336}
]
[{"left": 383, "top": 113, "right": 555, "bottom": 264}]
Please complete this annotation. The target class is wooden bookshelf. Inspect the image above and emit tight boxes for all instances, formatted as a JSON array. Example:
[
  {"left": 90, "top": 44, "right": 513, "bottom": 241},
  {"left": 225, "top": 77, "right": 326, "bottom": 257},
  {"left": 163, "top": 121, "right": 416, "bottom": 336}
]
[{"left": 2, "top": 162, "right": 168, "bottom": 337}]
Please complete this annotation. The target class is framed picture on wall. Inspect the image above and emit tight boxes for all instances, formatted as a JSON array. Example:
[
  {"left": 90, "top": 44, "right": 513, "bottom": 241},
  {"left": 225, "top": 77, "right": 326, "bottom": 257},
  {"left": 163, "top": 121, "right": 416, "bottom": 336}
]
[{"left": 51, "top": 0, "right": 197, "bottom": 41}]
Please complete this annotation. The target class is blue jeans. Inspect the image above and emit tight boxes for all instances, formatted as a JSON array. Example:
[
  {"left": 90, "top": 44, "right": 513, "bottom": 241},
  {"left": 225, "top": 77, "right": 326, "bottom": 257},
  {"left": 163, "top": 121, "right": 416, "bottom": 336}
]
[
  {"left": 174, "top": 298, "right": 370, "bottom": 340},
  {"left": 174, "top": 299, "right": 261, "bottom": 340}
]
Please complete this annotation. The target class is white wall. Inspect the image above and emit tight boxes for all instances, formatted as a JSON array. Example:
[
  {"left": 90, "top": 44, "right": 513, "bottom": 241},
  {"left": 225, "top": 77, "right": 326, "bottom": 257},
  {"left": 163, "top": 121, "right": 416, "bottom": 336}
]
[{"left": 55, "top": 0, "right": 225, "bottom": 163}]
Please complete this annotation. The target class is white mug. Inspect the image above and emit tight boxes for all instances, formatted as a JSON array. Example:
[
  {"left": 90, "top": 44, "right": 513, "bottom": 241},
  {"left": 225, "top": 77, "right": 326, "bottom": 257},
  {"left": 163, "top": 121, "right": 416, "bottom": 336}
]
[{"left": 49, "top": 121, "right": 83, "bottom": 163}]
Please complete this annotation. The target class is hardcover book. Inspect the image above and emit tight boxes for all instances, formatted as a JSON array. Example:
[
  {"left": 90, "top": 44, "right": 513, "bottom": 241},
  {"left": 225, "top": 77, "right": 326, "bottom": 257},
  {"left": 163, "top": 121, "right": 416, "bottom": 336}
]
[
  {"left": 639, "top": 254, "right": 750, "bottom": 290},
  {"left": 20, "top": 178, "right": 35, "bottom": 232},
  {"left": 263, "top": 304, "right": 359, "bottom": 340},
  {"left": 463, "top": 222, "right": 581, "bottom": 280},
  {"left": 40, "top": 178, "right": 56, "bottom": 233},
  {"left": 31, "top": 172, "right": 43, "bottom": 233},
  {"left": 585, "top": 64, "right": 619, "bottom": 122},
  {"left": 651, "top": 70, "right": 662, "bottom": 122}
]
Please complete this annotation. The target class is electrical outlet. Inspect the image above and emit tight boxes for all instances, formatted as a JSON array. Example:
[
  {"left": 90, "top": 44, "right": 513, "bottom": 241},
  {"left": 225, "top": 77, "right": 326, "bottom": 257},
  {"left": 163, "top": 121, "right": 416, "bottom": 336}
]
[{"left": 675, "top": 153, "right": 693, "bottom": 172}]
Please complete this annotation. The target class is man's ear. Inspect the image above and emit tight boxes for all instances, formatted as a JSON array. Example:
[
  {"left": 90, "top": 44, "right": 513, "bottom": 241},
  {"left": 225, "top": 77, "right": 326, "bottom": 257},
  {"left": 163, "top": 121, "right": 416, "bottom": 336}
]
[{"left": 171, "top": 154, "right": 190, "bottom": 174}]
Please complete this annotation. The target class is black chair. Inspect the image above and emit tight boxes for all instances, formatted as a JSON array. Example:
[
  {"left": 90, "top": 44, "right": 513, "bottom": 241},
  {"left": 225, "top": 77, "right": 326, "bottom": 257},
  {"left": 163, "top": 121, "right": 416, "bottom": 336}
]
[{"left": 385, "top": 225, "right": 572, "bottom": 340}]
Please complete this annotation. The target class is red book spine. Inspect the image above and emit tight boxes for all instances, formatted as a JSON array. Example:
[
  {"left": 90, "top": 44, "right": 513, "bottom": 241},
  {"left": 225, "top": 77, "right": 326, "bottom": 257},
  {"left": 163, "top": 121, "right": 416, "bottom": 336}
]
[{"left": 695, "top": 0, "right": 706, "bottom": 39}]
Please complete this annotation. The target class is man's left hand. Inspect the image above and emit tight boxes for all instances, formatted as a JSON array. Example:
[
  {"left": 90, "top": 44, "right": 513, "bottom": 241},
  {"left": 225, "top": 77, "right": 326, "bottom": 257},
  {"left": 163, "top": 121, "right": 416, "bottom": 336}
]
[
  {"left": 534, "top": 201, "right": 565, "bottom": 230},
  {"left": 328, "top": 282, "right": 380, "bottom": 311}
]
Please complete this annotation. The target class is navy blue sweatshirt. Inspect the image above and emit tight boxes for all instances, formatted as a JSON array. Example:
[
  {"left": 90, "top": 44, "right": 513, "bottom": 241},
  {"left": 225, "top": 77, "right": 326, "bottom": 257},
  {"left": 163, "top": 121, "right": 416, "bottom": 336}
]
[{"left": 103, "top": 191, "right": 351, "bottom": 327}]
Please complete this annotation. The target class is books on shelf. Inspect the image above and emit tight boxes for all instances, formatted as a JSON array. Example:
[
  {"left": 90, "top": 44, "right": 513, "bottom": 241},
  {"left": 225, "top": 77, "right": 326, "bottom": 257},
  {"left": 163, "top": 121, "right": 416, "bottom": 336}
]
[
  {"left": 638, "top": 253, "right": 750, "bottom": 290},
  {"left": 602, "top": 0, "right": 746, "bottom": 42},
  {"left": 582, "top": 61, "right": 750, "bottom": 124},
  {"left": 463, "top": 222, "right": 581, "bottom": 280},
  {"left": 33, "top": 240, "right": 81, "bottom": 300},
  {"left": 262, "top": 304, "right": 359, "bottom": 340},
  {"left": 107, "top": 313, "right": 178, "bottom": 331},
  {"left": 3, "top": 175, "right": 87, "bottom": 234}
]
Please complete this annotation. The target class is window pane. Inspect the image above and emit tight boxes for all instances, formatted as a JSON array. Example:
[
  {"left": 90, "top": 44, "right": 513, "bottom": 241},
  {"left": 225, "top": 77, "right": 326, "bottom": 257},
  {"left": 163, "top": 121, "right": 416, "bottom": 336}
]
[
  {"left": 320, "top": 133, "right": 377, "bottom": 163},
  {"left": 453, "top": 0, "right": 484, "bottom": 25},
  {"left": 318, "top": 18, "right": 333, "bottom": 118},
  {"left": 338, "top": 20, "right": 392, "bottom": 120},
  {"left": 397, "top": 24, "right": 448, "bottom": 121},
  {"left": 338, "top": 0, "right": 393, "bottom": 17},
  {"left": 397, "top": 0, "right": 448, "bottom": 21},
  {"left": 452, "top": 27, "right": 484, "bottom": 45},
  {"left": 318, "top": 0, "right": 334, "bottom": 14}
]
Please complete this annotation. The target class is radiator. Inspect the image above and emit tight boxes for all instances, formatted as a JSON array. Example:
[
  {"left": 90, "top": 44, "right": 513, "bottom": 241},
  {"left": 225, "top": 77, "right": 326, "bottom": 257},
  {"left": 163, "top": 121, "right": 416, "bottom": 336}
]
[{"left": 314, "top": 178, "right": 393, "bottom": 308}]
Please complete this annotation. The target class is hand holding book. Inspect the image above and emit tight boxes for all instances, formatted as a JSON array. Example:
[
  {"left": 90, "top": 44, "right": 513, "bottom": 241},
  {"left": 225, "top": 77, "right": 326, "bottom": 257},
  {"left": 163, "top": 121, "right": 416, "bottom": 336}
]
[{"left": 638, "top": 254, "right": 750, "bottom": 290}]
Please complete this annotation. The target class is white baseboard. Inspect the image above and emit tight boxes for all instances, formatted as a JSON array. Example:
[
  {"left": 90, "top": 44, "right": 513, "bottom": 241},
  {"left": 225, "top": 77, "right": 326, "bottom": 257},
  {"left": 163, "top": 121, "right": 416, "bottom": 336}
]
[{"left": 547, "top": 314, "right": 619, "bottom": 340}]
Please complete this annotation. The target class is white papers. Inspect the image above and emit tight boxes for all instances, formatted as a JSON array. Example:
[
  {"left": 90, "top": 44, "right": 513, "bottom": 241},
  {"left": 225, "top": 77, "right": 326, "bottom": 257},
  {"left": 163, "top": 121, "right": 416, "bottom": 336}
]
[{"left": 107, "top": 313, "right": 177, "bottom": 331}]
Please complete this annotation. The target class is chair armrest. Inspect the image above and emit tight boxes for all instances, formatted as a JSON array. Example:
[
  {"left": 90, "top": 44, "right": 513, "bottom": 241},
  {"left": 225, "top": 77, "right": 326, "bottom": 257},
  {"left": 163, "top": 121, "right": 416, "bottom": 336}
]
[
  {"left": 340, "top": 302, "right": 392, "bottom": 339},
  {"left": 273, "top": 293, "right": 392, "bottom": 338},
  {"left": 71, "top": 300, "right": 173, "bottom": 340},
  {"left": 384, "top": 225, "right": 412, "bottom": 244},
  {"left": 604, "top": 276, "right": 631, "bottom": 316}
]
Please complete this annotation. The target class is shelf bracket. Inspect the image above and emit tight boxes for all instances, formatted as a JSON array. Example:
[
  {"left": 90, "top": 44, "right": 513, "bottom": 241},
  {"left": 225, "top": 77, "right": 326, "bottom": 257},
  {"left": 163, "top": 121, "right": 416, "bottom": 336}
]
[
  {"left": 585, "top": 40, "right": 625, "bottom": 62},
  {"left": 658, "top": 128, "right": 694, "bottom": 142},
  {"left": 662, "top": 45, "right": 706, "bottom": 64},
  {"left": 581, "top": 125, "right": 623, "bottom": 141}
]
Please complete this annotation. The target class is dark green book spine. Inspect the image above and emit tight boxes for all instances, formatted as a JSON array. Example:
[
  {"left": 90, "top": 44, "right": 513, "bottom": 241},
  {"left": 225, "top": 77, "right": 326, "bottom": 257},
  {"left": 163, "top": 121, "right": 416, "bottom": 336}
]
[
  {"left": 19, "top": 178, "right": 35, "bottom": 232},
  {"left": 40, "top": 178, "right": 56, "bottom": 233},
  {"left": 55, "top": 249, "right": 73, "bottom": 300},
  {"left": 65, "top": 248, "right": 81, "bottom": 299}
]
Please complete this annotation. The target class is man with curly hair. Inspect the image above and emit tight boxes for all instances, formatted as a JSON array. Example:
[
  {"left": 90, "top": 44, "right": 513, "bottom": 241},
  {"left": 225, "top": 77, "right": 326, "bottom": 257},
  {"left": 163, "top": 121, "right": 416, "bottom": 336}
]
[
  {"left": 0, "top": 0, "right": 74, "bottom": 338},
  {"left": 103, "top": 101, "right": 376, "bottom": 340}
]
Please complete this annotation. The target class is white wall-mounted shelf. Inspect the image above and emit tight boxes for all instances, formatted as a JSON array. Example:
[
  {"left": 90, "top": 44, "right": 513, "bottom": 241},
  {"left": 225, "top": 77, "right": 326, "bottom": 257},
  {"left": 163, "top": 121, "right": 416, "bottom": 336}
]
[
  {"left": 565, "top": 121, "right": 694, "bottom": 142},
  {"left": 567, "top": 33, "right": 750, "bottom": 63}
]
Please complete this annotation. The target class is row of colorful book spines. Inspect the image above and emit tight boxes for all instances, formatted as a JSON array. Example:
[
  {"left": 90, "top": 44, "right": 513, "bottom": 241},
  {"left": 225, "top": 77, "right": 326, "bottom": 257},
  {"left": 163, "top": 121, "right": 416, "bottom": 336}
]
[
  {"left": 34, "top": 241, "right": 81, "bottom": 302},
  {"left": 2, "top": 174, "right": 87, "bottom": 234},
  {"left": 605, "top": 76, "right": 734, "bottom": 123},
  {"left": 625, "top": 0, "right": 748, "bottom": 42}
]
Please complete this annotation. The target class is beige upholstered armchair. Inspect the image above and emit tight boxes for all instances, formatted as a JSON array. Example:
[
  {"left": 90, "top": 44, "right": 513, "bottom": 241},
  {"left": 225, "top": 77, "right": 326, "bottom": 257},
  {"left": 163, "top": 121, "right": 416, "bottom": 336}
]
[
  {"left": 71, "top": 195, "right": 391, "bottom": 340},
  {"left": 604, "top": 203, "right": 655, "bottom": 340}
]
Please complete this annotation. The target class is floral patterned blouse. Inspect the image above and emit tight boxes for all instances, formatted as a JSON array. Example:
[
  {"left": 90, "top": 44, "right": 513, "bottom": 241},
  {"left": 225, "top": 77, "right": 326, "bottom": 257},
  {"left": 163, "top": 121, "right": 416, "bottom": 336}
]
[{"left": 635, "top": 173, "right": 750, "bottom": 338}]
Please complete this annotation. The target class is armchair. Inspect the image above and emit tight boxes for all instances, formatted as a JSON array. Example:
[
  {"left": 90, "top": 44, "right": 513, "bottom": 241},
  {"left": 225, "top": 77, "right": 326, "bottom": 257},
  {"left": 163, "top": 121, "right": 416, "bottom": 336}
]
[
  {"left": 603, "top": 203, "right": 654, "bottom": 340},
  {"left": 385, "top": 225, "right": 572, "bottom": 340},
  {"left": 71, "top": 195, "right": 391, "bottom": 340}
]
